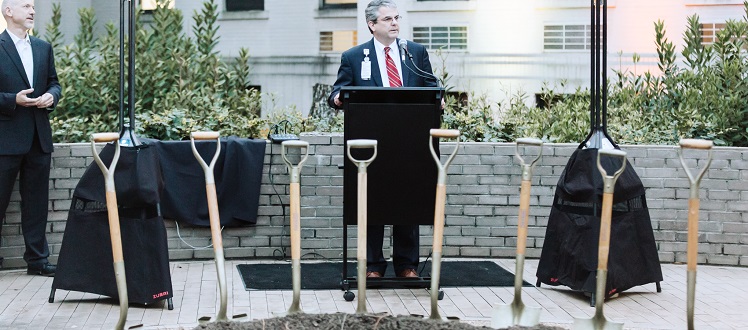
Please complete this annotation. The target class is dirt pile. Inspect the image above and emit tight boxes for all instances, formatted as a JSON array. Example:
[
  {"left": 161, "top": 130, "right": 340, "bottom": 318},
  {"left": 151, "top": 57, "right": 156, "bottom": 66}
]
[{"left": 194, "top": 313, "right": 566, "bottom": 330}]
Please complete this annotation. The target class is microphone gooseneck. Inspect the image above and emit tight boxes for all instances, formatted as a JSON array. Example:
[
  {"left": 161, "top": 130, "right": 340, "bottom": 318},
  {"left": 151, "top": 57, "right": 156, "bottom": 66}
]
[{"left": 399, "top": 40, "right": 441, "bottom": 88}]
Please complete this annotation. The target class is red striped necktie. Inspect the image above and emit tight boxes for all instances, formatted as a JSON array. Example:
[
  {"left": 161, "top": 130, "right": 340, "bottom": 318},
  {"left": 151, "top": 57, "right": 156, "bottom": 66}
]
[{"left": 384, "top": 46, "right": 402, "bottom": 87}]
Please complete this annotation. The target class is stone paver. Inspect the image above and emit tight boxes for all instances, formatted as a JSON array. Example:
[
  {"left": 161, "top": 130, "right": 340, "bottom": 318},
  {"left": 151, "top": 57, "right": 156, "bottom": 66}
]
[{"left": 0, "top": 259, "right": 745, "bottom": 329}]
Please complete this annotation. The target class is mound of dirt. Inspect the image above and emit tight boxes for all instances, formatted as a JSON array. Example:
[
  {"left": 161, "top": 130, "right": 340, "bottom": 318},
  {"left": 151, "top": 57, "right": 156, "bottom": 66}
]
[{"left": 194, "top": 313, "right": 566, "bottom": 330}]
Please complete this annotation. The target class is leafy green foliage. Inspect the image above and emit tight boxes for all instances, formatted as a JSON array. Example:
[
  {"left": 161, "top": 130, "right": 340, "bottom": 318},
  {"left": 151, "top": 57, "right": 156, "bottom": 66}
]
[
  {"left": 501, "top": 2, "right": 748, "bottom": 146},
  {"left": 47, "top": 1, "right": 748, "bottom": 145},
  {"left": 47, "top": 0, "right": 263, "bottom": 142}
]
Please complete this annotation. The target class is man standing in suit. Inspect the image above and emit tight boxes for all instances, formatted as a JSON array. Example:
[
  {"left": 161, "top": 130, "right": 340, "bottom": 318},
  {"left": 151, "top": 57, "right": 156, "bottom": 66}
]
[
  {"left": 0, "top": 0, "right": 61, "bottom": 276},
  {"left": 328, "top": 0, "right": 438, "bottom": 279}
]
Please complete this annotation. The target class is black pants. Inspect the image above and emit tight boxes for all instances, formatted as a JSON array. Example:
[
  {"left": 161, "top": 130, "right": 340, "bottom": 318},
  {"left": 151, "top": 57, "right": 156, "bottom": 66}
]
[
  {"left": 366, "top": 224, "right": 419, "bottom": 274},
  {"left": 0, "top": 134, "right": 51, "bottom": 267}
]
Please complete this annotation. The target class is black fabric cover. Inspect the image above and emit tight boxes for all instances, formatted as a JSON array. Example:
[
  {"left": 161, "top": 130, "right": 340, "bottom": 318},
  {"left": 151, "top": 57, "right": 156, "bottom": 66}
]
[
  {"left": 74, "top": 144, "right": 163, "bottom": 208},
  {"left": 154, "top": 137, "right": 265, "bottom": 227},
  {"left": 52, "top": 200, "right": 173, "bottom": 304},
  {"left": 536, "top": 148, "right": 663, "bottom": 296}
]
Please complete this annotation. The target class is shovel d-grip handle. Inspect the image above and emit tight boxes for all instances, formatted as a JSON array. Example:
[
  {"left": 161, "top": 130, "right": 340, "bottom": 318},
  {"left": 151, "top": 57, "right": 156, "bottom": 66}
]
[
  {"left": 190, "top": 132, "right": 221, "bottom": 185},
  {"left": 90, "top": 132, "right": 128, "bottom": 330},
  {"left": 346, "top": 139, "right": 378, "bottom": 172},
  {"left": 282, "top": 140, "right": 310, "bottom": 184},
  {"left": 678, "top": 139, "right": 713, "bottom": 198},
  {"left": 429, "top": 129, "right": 460, "bottom": 185},
  {"left": 678, "top": 139, "right": 713, "bottom": 330},
  {"left": 91, "top": 133, "right": 121, "bottom": 192}
]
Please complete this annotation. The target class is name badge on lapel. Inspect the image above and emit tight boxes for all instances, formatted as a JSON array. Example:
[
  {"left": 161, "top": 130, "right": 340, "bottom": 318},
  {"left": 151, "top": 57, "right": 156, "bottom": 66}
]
[{"left": 361, "top": 48, "right": 371, "bottom": 80}]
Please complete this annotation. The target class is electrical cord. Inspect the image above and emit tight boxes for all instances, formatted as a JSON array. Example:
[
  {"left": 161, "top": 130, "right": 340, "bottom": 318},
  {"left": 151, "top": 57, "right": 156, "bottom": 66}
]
[
  {"left": 267, "top": 143, "right": 290, "bottom": 260},
  {"left": 418, "top": 250, "right": 433, "bottom": 276},
  {"left": 175, "top": 220, "right": 223, "bottom": 250}
]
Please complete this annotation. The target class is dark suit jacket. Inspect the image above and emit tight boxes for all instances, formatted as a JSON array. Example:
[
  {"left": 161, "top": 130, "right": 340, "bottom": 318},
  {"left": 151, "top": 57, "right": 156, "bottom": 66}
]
[
  {"left": 0, "top": 30, "right": 61, "bottom": 155},
  {"left": 328, "top": 38, "right": 437, "bottom": 109}
]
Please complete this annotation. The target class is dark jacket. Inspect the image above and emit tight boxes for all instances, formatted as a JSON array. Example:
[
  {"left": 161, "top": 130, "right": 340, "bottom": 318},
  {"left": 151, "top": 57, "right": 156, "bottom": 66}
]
[
  {"left": 0, "top": 30, "right": 61, "bottom": 155},
  {"left": 328, "top": 37, "right": 437, "bottom": 109}
]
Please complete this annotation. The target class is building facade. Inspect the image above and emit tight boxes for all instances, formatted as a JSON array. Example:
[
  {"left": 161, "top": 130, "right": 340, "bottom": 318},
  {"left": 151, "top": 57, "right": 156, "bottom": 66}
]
[{"left": 4, "top": 0, "right": 744, "bottom": 115}]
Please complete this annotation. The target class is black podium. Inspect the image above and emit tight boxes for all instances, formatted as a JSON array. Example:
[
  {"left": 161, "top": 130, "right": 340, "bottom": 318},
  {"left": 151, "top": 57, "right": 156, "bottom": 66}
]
[{"left": 340, "top": 86, "right": 443, "bottom": 300}]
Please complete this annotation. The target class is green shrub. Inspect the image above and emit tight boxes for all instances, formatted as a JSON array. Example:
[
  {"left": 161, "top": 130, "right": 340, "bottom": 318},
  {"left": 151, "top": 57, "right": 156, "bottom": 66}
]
[
  {"left": 47, "top": 1, "right": 748, "bottom": 145},
  {"left": 47, "top": 0, "right": 263, "bottom": 142},
  {"left": 506, "top": 2, "right": 748, "bottom": 146}
]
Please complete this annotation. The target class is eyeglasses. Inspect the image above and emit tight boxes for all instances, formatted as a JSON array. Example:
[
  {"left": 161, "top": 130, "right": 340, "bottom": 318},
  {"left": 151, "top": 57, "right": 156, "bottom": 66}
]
[{"left": 377, "top": 15, "right": 402, "bottom": 24}]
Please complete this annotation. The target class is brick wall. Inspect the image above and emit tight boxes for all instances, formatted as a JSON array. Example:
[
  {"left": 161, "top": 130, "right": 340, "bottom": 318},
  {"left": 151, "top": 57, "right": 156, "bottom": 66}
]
[{"left": 1, "top": 134, "right": 746, "bottom": 268}]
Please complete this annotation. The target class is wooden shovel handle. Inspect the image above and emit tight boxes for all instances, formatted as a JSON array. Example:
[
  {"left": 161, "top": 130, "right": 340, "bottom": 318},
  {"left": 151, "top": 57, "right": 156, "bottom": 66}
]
[
  {"left": 357, "top": 173, "right": 368, "bottom": 260},
  {"left": 290, "top": 182, "right": 301, "bottom": 260},
  {"left": 687, "top": 198, "right": 700, "bottom": 271},
  {"left": 92, "top": 133, "right": 119, "bottom": 143},
  {"left": 192, "top": 131, "right": 220, "bottom": 140},
  {"left": 598, "top": 192, "right": 613, "bottom": 271},
  {"left": 432, "top": 184, "right": 446, "bottom": 254},
  {"left": 206, "top": 183, "right": 224, "bottom": 251},
  {"left": 516, "top": 180, "right": 531, "bottom": 255},
  {"left": 430, "top": 129, "right": 460, "bottom": 139},
  {"left": 680, "top": 139, "right": 713, "bottom": 150},
  {"left": 106, "top": 190, "right": 124, "bottom": 263}
]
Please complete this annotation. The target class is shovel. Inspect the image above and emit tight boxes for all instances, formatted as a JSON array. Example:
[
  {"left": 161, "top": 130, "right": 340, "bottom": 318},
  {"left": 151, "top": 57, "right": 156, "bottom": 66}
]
[
  {"left": 678, "top": 139, "right": 713, "bottom": 330},
  {"left": 90, "top": 133, "right": 129, "bottom": 330},
  {"left": 277, "top": 140, "right": 310, "bottom": 315},
  {"left": 346, "top": 139, "right": 378, "bottom": 314},
  {"left": 492, "top": 137, "right": 543, "bottom": 328},
  {"left": 191, "top": 132, "right": 247, "bottom": 323},
  {"left": 427, "top": 129, "right": 460, "bottom": 320},
  {"left": 573, "top": 148, "right": 626, "bottom": 330}
]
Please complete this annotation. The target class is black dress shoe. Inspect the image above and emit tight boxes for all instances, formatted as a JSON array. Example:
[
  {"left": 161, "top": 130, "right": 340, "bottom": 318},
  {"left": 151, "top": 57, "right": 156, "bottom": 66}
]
[{"left": 27, "top": 263, "right": 56, "bottom": 277}]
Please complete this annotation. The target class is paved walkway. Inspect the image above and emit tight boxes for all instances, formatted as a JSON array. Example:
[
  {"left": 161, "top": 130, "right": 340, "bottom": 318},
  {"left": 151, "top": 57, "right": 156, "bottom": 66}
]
[{"left": 0, "top": 258, "right": 745, "bottom": 329}]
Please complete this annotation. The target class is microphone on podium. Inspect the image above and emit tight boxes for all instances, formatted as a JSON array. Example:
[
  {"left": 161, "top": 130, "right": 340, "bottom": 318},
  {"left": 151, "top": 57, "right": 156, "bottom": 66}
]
[{"left": 398, "top": 39, "right": 441, "bottom": 88}]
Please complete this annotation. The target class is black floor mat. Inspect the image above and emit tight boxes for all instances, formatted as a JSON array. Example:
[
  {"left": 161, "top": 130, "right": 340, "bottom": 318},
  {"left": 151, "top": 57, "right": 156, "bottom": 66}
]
[{"left": 236, "top": 260, "right": 530, "bottom": 290}]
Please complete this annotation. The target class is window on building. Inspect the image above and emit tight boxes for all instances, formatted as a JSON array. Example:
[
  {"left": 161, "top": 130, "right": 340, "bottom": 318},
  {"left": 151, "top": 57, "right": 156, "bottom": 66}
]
[
  {"left": 322, "top": 0, "right": 357, "bottom": 9},
  {"left": 141, "top": 0, "right": 175, "bottom": 11},
  {"left": 320, "top": 31, "right": 358, "bottom": 52},
  {"left": 699, "top": 23, "right": 726, "bottom": 45},
  {"left": 226, "top": 0, "right": 264, "bottom": 12},
  {"left": 544, "top": 24, "right": 597, "bottom": 51},
  {"left": 412, "top": 26, "right": 468, "bottom": 51}
]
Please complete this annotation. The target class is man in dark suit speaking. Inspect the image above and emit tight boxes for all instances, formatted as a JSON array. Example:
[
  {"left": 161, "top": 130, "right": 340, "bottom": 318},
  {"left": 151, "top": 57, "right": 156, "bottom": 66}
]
[
  {"left": 0, "top": 0, "right": 61, "bottom": 276},
  {"left": 328, "top": 0, "right": 438, "bottom": 279}
]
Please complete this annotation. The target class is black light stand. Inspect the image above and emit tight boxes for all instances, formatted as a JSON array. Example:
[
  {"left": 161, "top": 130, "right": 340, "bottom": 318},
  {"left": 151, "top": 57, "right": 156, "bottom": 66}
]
[
  {"left": 580, "top": 0, "right": 617, "bottom": 149},
  {"left": 119, "top": 0, "right": 140, "bottom": 146}
]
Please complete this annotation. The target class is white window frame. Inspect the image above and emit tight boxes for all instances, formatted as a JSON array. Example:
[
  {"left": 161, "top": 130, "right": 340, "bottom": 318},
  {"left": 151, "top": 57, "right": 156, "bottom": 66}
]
[
  {"left": 543, "top": 23, "right": 597, "bottom": 52},
  {"left": 412, "top": 26, "right": 468, "bottom": 51}
]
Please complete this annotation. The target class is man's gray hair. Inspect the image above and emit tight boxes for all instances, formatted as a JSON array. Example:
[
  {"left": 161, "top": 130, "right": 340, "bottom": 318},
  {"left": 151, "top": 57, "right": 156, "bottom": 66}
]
[
  {"left": 2, "top": 0, "right": 18, "bottom": 14},
  {"left": 365, "top": 0, "right": 397, "bottom": 24}
]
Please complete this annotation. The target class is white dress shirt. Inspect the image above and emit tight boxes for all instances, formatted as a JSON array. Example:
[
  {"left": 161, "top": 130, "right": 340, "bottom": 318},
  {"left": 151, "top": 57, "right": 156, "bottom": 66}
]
[
  {"left": 373, "top": 39, "right": 403, "bottom": 87},
  {"left": 7, "top": 30, "right": 34, "bottom": 87}
]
